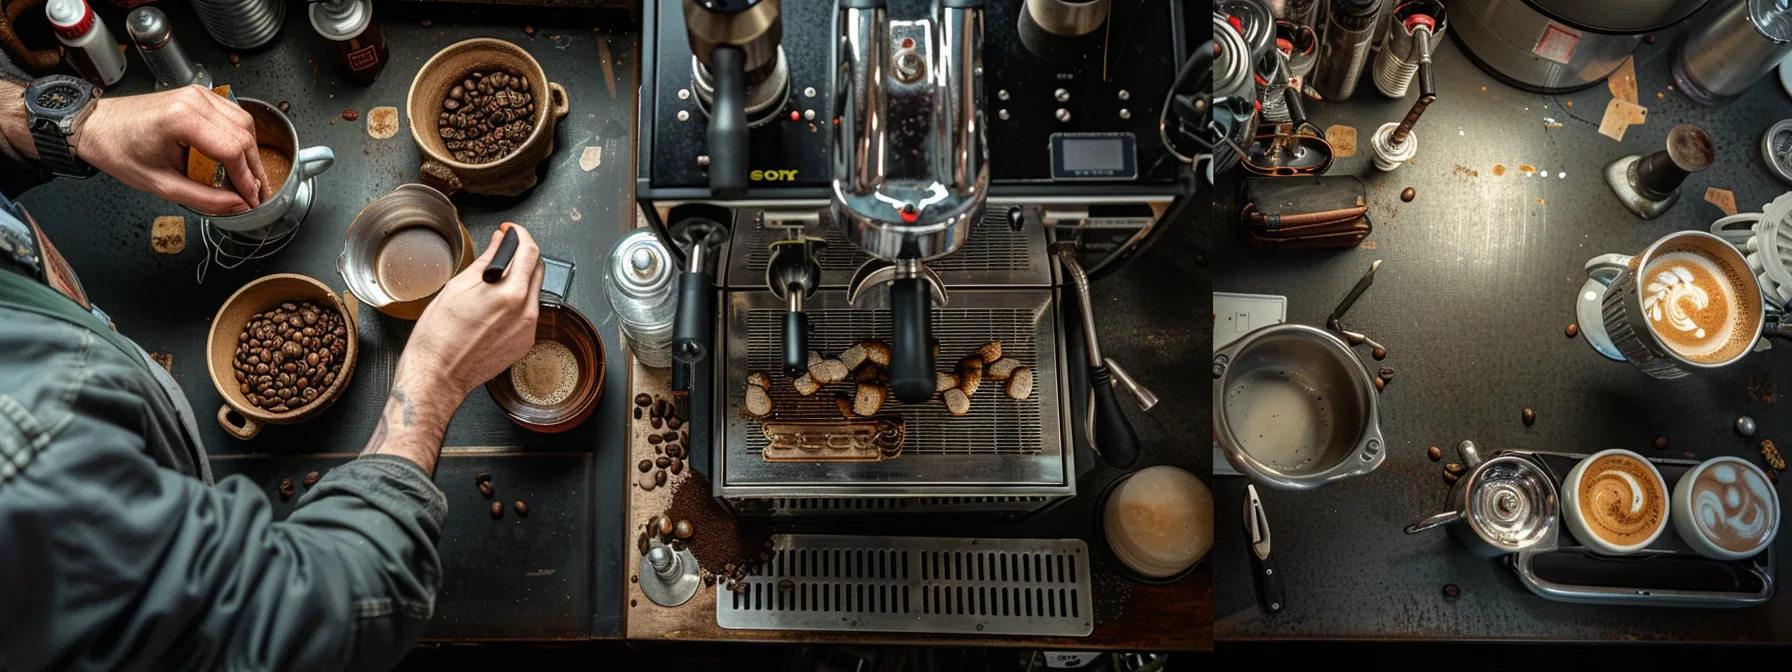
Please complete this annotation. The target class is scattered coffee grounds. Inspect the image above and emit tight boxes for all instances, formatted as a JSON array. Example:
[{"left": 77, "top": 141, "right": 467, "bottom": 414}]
[
  {"left": 1400, "top": 187, "right": 1415, "bottom": 202},
  {"left": 367, "top": 106, "right": 400, "bottom": 140},
  {"left": 1750, "top": 375, "right": 1774, "bottom": 404},
  {"left": 514, "top": 500, "right": 529, "bottom": 517},
  {"left": 666, "top": 470, "right": 772, "bottom": 585},
  {"left": 277, "top": 477, "right": 294, "bottom": 500},
  {"left": 490, "top": 501, "right": 504, "bottom": 519},
  {"left": 1522, "top": 408, "right": 1536, "bottom": 426},
  {"left": 1565, "top": 323, "right": 1579, "bottom": 338},
  {"left": 1653, "top": 435, "right": 1670, "bottom": 450},
  {"left": 230, "top": 302, "right": 348, "bottom": 414},
  {"left": 438, "top": 69, "right": 536, "bottom": 165},
  {"left": 1091, "top": 572, "right": 1132, "bottom": 626},
  {"left": 1427, "top": 446, "right": 1441, "bottom": 461},
  {"left": 302, "top": 471, "right": 320, "bottom": 487},
  {"left": 478, "top": 481, "right": 494, "bottom": 498},
  {"left": 1442, "top": 584, "right": 1461, "bottom": 600},
  {"left": 1372, "top": 347, "right": 1387, "bottom": 360},
  {"left": 149, "top": 352, "right": 173, "bottom": 372},
  {"left": 341, "top": 108, "right": 358, "bottom": 122},
  {"left": 151, "top": 216, "right": 185, "bottom": 254}
]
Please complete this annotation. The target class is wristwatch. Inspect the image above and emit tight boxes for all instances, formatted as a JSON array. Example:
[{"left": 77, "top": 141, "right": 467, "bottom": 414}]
[{"left": 24, "top": 75, "right": 99, "bottom": 179}]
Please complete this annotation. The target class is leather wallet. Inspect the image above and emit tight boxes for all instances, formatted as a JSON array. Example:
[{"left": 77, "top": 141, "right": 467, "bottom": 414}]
[{"left": 1240, "top": 176, "right": 1371, "bottom": 250}]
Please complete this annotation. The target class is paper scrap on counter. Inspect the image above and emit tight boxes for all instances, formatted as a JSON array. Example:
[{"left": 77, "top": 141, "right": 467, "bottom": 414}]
[
  {"left": 1325, "top": 124, "right": 1357, "bottom": 158},
  {"left": 580, "top": 146, "right": 603, "bottom": 171},
  {"left": 1706, "top": 188, "right": 1738, "bottom": 216},
  {"left": 1608, "top": 57, "right": 1638, "bottom": 105},
  {"left": 1599, "top": 99, "right": 1647, "bottom": 142},
  {"left": 366, "top": 106, "right": 400, "bottom": 140},
  {"left": 151, "top": 216, "right": 186, "bottom": 254}
]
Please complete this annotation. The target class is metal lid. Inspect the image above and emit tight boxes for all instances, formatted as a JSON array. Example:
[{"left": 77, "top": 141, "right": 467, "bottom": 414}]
[
  {"left": 1464, "top": 456, "right": 1557, "bottom": 551},
  {"left": 1763, "top": 120, "right": 1792, "bottom": 184},
  {"left": 608, "top": 230, "right": 673, "bottom": 298},
  {"left": 309, "top": 0, "right": 371, "bottom": 42},
  {"left": 1752, "top": 0, "right": 1792, "bottom": 43},
  {"left": 126, "top": 6, "right": 170, "bottom": 45}
]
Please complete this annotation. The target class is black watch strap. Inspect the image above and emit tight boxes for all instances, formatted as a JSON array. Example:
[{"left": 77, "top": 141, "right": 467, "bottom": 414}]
[{"left": 30, "top": 119, "right": 93, "bottom": 179}]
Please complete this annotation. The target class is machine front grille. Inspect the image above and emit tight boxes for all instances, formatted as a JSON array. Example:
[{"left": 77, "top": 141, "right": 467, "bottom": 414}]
[
  {"left": 716, "top": 535, "right": 1093, "bottom": 637},
  {"left": 741, "top": 211, "right": 1035, "bottom": 274},
  {"left": 741, "top": 307, "right": 1046, "bottom": 456}
]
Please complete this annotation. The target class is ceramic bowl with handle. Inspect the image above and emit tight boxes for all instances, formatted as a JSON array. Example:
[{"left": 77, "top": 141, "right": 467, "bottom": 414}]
[
  {"left": 407, "top": 38, "right": 571, "bottom": 197},
  {"left": 206, "top": 274, "right": 358, "bottom": 440}
]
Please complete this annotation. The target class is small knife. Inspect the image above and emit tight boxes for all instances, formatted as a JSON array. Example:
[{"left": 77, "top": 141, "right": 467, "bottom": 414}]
[
  {"left": 1245, "top": 484, "right": 1284, "bottom": 614},
  {"left": 1326, "top": 259, "right": 1381, "bottom": 330}
]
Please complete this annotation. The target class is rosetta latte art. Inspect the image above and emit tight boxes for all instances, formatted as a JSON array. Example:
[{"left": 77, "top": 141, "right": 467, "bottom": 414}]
[
  {"left": 1692, "top": 462, "right": 1777, "bottom": 553},
  {"left": 1644, "top": 266, "right": 1711, "bottom": 339},
  {"left": 1579, "top": 456, "right": 1665, "bottom": 547}
]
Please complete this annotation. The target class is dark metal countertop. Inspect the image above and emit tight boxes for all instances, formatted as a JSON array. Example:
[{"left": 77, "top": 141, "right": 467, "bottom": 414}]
[
  {"left": 1211, "top": 33, "right": 1792, "bottom": 641},
  {"left": 16, "top": 2, "right": 638, "bottom": 640}
]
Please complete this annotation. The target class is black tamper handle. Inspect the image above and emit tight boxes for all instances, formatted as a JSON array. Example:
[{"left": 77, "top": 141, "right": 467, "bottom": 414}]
[
  {"left": 707, "top": 46, "right": 748, "bottom": 198},
  {"left": 888, "top": 278, "right": 935, "bottom": 404},
  {"left": 783, "top": 311, "right": 808, "bottom": 378},
  {"left": 483, "top": 227, "right": 520, "bottom": 283},
  {"left": 672, "top": 268, "right": 710, "bottom": 364},
  {"left": 1088, "top": 364, "right": 1141, "bottom": 469}
]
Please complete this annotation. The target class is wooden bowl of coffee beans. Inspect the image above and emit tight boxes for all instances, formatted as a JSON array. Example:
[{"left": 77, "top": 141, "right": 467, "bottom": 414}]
[
  {"left": 407, "top": 38, "right": 571, "bottom": 197},
  {"left": 207, "top": 274, "right": 359, "bottom": 440}
]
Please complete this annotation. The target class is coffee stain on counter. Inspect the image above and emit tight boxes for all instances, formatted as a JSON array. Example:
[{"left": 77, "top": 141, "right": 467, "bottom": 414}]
[
  {"left": 1452, "top": 164, "right": 1479, "bottom": 177},
  {"left": 1492, "top": 164, "right": 1506, "bottom": 176}
]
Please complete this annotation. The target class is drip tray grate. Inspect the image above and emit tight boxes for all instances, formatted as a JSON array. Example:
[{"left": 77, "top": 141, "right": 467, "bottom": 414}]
[{"left": 716, "top": 535, "right": 1093, "bottom": 637}]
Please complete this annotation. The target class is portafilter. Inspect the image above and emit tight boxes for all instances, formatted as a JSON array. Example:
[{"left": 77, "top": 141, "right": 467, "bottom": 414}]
[{"left": 833, "top": 0, "right": 989, "bottom": 405}]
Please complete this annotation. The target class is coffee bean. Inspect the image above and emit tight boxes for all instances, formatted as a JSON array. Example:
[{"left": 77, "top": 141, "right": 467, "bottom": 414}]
[
  {"left": 1522, "top": 408, "right": 1536, "bottom": 426},
  {"left": 490, "top": 501, "right": 504, "bottom": 519},
  {"left": 634, "top": 407, "right": 643, "bottom": 420},
  {"left": 651, "top": 417, "right": 663, "bottom": 430},
  {"left": 668, "top": 417, "right": 682, "bottom": 430},
  {"left": 1653, "top": 435, "right": 1669, "bottom": 450},
  {"left": 656, "top": 515, "right": 674, "bottom": 537},
  {"left": 638, "top": 532, "right": 651, "bottom": 555},
  {"left": 450, "top": 85, "right": 465, "bottom": 100},
  {"left": 648, "top": 435, "right": 663, "bottom": 445},
  {"left": 1428, "top": 446, "right": 1442, "bottom": 461},
  {"left": 635, "top": 393, "right": 652, "bottom": 407},
  {"left": 1565, "top": 323, "right": 1579, "bottom": 338},
  {"left": 1377, "top": 367, "right": 1395, "bottom": 381},
  {"left": 279, "top": 100, "right": 292, "bottom": 112},
  {"left": 1373, "top": 377, "right": 1386, "bottom": 391},
  {"left": 655, "top": 470, "right": 668, "bottom": 486},
  {"left": 303, "top": 471, "right": 320, "bottom": 487},
  {"left": 278, "top": 477, "right": 294, "bottom": 500},
  {"left": 653, "top": 399, "right": 667, "bottom": 417},
  {"left": 670, "top": 459, "right": 683, "bottom": 475},
  {"left": 475, "top": 472, "right": 492, "bottom": 484},
  {"left": 1400, "top": 187, "right": 1416, "bottom": 202},
  {"left": 341, "top": 109, "right": 358, "bottom": 122},
  {"left": 1444, "top": 463, "right": 1465, "bottom": 475},
  {"left": 663, "top": 432, "right": 679, "bottom": 442},
  {"left": 513, "top": 500, "right": 529, "bottom": 517},
  {"left": 656, "top": 456, "right": 671, "bottom": 469},
  {"left": 1372, "top": 347, "right": 1387, "bottom": 360},
  {"left": 1443, "top": 470, "right": 1460, "bottom": 484},
  {"left": 666, "top": 445, "right": 682, "bottom": 459},
  {"left": 638, "top": 459, "right": 653, "bottom": 473},
  {"left": 478, "top": 481, "right": 494, "bottom": 498}
]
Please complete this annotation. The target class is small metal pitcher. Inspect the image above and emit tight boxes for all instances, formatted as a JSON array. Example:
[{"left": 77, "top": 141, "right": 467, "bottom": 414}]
[{"left": 1406, "top": 441, "right": 1559, "bottom": 557}]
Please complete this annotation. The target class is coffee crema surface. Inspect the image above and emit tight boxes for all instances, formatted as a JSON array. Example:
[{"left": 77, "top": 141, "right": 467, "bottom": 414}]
[
  {"left": 1577, "top": 453, "right": 1666, "bottom": 548},
  {"left": 1691, "top": 461, "right": 1778, "bottom": 553},
  {"left": 1638, "top": 247, "right": 1751, "bottom": 363},
  {"left": 511, "top": 339, "right": 579, "bottom": 407}
]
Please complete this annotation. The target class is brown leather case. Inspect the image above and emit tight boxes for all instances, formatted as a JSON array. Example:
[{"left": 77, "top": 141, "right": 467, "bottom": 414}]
[{"left": 1241, "top": 176, "right": 1371, "bottom": 250}]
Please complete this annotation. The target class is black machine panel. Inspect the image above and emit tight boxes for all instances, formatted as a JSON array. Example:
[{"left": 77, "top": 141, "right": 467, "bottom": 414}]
[{"left": 640, "top": 0, "right": 1189, "bottom": 195}]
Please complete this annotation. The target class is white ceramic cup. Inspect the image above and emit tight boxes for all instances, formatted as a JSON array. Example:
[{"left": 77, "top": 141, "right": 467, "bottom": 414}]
[
  {"left": 1671, "top": 456, "right": 1780, "bottom": 560},
  {"left": 1561, "top": 449, "right": 1670, "bottom": 555}
]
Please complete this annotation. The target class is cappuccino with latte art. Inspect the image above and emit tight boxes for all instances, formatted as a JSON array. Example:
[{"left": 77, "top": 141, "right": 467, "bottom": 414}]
[{"left": 1563, "top": 449, "right": 1670, "bottom": 555}]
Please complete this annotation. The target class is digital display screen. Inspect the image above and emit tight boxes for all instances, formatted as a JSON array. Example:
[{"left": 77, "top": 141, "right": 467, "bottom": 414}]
[{"left": 1060, "top": 138, "right": 1127, "bottom": 171}]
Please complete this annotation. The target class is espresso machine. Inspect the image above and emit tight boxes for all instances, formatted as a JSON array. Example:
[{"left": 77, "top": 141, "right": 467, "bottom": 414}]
[{"left": 636, "top": 0, "right": 1194, "bottom": 516}]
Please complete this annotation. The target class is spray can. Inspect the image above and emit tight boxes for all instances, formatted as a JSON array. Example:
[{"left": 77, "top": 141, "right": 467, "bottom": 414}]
[
  {"left": 127, "top": 7, "right": 210, "bottom": 90},
  {"left": 1311, "top": 0, "right": 1381, "bottom": 102},
  {"left": 47, "top": 0, "right": 126, "bottom": 87},
  {"left": 311, "top": 0, "right": 388, "bottom": 86},
  {"left": 605, "top": 231, "right": 680, "bottom": 368}
]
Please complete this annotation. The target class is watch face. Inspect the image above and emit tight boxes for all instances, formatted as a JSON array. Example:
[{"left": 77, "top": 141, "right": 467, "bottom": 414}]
[{"left": 35, "top": 83, "right": 85, "bottom": 111}]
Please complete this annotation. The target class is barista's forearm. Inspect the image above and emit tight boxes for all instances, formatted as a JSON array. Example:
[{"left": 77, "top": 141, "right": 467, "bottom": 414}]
[
  {"left": 0, "top": 79, "right": 37, "bottom": 160},
  {"left": 360, "top": 370, "right": 462, "bottom": 477}
]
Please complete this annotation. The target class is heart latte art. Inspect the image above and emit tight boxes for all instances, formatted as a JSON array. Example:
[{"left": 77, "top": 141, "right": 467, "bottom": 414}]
[{"left": 1576, "top": 454, "right": 1666, "bottom": 548}]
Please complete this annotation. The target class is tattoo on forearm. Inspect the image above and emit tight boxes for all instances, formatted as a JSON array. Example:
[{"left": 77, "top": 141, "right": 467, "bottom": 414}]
[{"left": 391, "top": 387, "right": 415, "bottom": 426}]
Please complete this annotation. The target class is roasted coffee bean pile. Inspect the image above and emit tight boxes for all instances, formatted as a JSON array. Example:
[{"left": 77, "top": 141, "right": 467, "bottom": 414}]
[
  {"left": 634, "top": 393, "right": 688, "bottom": 491},
  {"left": 662, "top": 470, "right": 772, "bottom": 591},
  {"left": 232, "top": 302, "right": 347, "bottom": 413},
  {"left": 437, "top": 68, "right": 536, "bottom": 165}
]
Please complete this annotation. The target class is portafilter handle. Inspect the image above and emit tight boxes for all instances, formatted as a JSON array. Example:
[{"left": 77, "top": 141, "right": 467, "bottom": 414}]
[
  {"left": 767, "top": 237, "right": 824, "bottom": 377},
  {"left": 669, "top": 205, "right": 733, "bottom": 365},
  {"left": 847, "top": 259, "right": 949, "bottom": 404}
]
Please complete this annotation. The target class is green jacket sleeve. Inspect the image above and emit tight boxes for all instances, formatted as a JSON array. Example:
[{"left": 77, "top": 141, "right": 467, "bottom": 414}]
[{"left": 0, "top": 313, "right": 448, "bottom": 671}]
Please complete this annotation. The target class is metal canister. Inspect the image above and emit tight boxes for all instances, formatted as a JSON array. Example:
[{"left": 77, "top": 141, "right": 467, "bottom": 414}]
[
  {"left": 127, "top": 7, "right": 209, "bottom": 90},
  {"left": 1674, "top": 0, "right": 1792, "bottom": 106},
  {"left": 1311, "top": 0, "right": 1383, "bottom": 102},
  {"left": 605, "top": 230, "right": 679, "bottom": 369},
  {"left": 190, "top": 0, "right": 285, "bottom": 50}
]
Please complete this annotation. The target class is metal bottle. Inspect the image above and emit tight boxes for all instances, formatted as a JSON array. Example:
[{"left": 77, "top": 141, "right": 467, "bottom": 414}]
[
  {"left": 1311, "top": 0, "right": 1382, "bottom": 102},
  {"left": 190, "top": 0, "right": 285, "bottom": 50},
  {"left": 605, "top": 230, "right": 680, "bottom": 369},
  {"left": 311, "top": 0, "right": 388, "bottom": 86},
  {"left": 1673, "top": 0, "right": 1792, "bottom": 106},
  {"left": 127, "top": 7, "right": 210, "bottom": 90}
]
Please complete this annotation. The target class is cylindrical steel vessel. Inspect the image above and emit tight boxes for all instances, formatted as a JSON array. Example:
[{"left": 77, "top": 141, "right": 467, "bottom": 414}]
[
  {"left": 190, "top": 0, "right": 285, "bottom": 50},
  {"left": 1673, "top": 0, "right": 1792, "bottom": 106}
]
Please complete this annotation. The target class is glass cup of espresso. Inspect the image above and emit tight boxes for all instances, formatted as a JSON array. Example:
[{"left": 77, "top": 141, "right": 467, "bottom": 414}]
[
  {"left": 1671, "top": 456, "right": 1780, "bottom": 560},
  {"left": 1578, "top": 231, "right": 1764, "bottom": 379},
  {"left": 1561, "top": 449, "right": 1670, "bottom": 556}
]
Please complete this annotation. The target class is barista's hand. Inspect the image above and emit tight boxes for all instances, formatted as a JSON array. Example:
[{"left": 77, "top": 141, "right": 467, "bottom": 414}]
[
  {"left": 398, "top": 222, "right": 546, "bottom": 402},
  {"left": 74, "top": 85, "right": 270, "bottom": 214}
]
